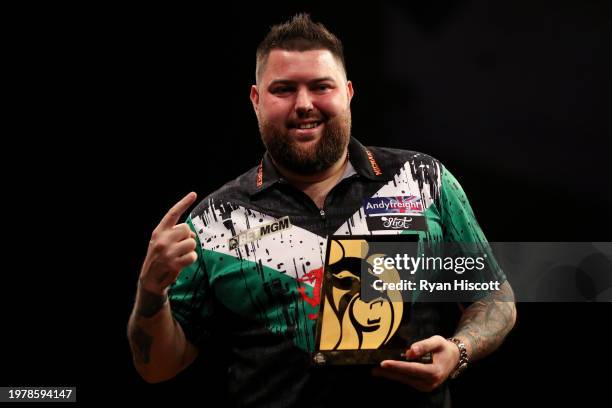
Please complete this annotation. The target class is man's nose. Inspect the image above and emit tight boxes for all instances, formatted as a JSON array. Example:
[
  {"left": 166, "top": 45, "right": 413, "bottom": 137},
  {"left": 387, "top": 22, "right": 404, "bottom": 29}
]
[{"left": 295, "top": 88, "right": 314, "bottom": 117}]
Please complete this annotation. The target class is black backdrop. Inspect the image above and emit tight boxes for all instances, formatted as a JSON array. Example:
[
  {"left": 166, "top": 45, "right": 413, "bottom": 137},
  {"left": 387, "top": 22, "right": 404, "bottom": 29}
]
[{"left": 4, "top": 1, "right": 611, "bottom": 406}]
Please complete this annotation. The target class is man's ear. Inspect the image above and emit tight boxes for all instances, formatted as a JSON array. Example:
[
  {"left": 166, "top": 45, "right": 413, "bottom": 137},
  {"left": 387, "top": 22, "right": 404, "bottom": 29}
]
[
  {"left": 347, "top": 80, "right": 354, "bottom": 105},
  {"left": 250, "top": 85, "right": 260, "bottom": 115}
]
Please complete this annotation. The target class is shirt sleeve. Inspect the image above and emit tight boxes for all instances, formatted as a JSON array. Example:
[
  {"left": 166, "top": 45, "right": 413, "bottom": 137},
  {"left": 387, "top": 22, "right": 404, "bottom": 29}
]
[
  {"left": 168, "top": 215, "right": 214, "bottom": 347},
  {"left": 439, "top": 165, "right": 506, "bottom": 300}
]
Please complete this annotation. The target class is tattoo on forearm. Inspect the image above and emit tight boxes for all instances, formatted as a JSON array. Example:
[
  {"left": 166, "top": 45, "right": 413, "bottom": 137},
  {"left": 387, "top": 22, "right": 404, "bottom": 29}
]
[
  {"left": 454, "top": 281, "right": 517, "bottom": 361},
  {"left": 131, "top": 326, "right": 153, "bottom": 365},
  {"left": 136, "top": 281, "right": 168, "bottom": 318}
]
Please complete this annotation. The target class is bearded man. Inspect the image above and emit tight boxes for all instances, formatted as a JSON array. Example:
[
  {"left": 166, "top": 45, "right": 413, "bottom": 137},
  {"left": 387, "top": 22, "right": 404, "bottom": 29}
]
[{"left": 128, "top": 13, "right": 516, "bottom": 407}]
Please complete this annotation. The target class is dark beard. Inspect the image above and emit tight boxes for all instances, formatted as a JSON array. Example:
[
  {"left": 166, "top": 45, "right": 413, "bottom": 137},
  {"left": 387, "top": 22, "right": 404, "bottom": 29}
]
[{"left": 259, "top": 111, "right": 351, "bottom": 175}]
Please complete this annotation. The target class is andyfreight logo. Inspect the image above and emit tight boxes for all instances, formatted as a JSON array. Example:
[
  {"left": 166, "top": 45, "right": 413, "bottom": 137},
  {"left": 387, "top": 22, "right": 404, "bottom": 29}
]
[
  {"left": 364, "top": 196, "right": 424, "bottom": 215},
  {"left": 229, "top": 216, "right": 291, "bottom": 250}
]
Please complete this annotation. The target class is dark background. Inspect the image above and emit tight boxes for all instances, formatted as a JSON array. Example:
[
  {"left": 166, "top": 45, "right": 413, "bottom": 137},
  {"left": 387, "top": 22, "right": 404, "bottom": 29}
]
[{"left": 4, "top": 1, "right": 611, "bottom": 406}]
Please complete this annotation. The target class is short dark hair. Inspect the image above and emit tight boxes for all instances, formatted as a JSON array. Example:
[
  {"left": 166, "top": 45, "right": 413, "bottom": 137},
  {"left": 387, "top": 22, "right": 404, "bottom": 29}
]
[{"left": 255, "top": 13, "right": 346, "bottom": 83}]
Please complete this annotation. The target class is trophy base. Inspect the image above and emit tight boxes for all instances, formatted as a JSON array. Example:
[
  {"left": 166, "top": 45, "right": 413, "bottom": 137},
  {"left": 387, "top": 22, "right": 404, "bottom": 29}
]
[{"left": 312, "top": 349, "right": 432, "bottom": 366}]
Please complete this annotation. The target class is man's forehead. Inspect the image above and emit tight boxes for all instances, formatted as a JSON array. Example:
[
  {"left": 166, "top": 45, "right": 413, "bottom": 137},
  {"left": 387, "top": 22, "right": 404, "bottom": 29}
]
[{"left": 262, "top": 49, "right": 344, "bottom": 84}]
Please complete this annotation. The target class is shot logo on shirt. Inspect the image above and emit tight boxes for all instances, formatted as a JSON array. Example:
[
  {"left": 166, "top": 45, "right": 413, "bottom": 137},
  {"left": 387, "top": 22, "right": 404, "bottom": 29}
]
[
  {"left": 364, "top": 196, "right": 424, "bottom": 216},
  {"left": 365, "top": 215, "right": 428, "bottom": 232},
  {"left": 228, "top": 216, "right": 291, "bottom": 250}
]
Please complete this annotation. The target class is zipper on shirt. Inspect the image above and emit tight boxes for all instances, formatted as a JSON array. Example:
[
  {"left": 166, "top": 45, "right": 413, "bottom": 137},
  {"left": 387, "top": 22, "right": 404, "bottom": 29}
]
[{"left": 319, "top": 207, "right": 328, "bottom": 232}]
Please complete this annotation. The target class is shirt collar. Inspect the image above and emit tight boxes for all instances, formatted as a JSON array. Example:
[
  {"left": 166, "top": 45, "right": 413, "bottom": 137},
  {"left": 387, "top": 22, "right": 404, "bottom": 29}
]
[
  {"left": 248, "top": 137, "right": 391, "bottom": 197},
  {"left": 347, "top": 136, "right": 393, "bottom": 181}
]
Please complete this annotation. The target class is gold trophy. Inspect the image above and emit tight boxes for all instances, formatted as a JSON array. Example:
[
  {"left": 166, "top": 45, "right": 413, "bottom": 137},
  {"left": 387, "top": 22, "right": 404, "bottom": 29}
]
[{"left": 313, "top": 236, "right": 432, "bottom": 366}]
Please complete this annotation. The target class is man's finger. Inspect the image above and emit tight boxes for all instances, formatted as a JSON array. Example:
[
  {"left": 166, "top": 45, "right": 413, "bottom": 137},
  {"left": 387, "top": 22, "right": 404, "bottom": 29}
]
[
  {"left": 176, "top": 251, "right": 198, "bottom": 268},
  {"left": 379, "top": 360, "right": 436, "bottom": 378},
  {"left": 168, "top": 238, "right": 197, "bottom": 259},
  {"left": 167, "top": 223, "right": 193, "bottom": 241},
  {"left": 158, "top": 192, "right": 197, "bottom": 230},
  {"left": 407, "top": 335, "right": 444, "bottom": 359}
]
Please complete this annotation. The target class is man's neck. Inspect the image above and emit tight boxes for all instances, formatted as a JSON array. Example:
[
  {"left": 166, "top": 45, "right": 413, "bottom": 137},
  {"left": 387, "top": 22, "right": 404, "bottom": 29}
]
[{"left": 271, "top": 148, "right": 349, "bottom": 208}]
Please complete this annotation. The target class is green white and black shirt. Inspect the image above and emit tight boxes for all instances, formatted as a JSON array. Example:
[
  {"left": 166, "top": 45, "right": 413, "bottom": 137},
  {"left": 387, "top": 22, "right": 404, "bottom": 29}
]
[{"left": 168, "top": 137, "right": 503, "bottom": 407}]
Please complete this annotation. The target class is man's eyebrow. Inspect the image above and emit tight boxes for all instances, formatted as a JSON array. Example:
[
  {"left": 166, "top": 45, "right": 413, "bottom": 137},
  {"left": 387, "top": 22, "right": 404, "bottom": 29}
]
[{"left": 268, "top": 77, "right": 337, "bottom": 87}]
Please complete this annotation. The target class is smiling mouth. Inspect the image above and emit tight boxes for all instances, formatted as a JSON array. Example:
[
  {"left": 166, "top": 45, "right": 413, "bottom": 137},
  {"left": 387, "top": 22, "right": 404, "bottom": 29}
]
[
  {"left": 290, "top": 121, "right": 324, "bottom": 131},
  {"left": 295, "top": 121, "right": 321, "bottom": 129}
]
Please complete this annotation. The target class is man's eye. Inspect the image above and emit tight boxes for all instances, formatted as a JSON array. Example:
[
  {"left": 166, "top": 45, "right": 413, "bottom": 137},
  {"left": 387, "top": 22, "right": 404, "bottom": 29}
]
[
  {"left": 272, "top": 87, "right": 292, "bottom": 94},
  {"left": 315, "top": 84, "right": 331, "bottom": 91}
]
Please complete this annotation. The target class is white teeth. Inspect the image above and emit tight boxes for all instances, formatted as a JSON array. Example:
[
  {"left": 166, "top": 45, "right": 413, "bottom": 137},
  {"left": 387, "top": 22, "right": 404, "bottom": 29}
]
[{"left": 297, "top": 122, "right": 319, "bottom": 129}]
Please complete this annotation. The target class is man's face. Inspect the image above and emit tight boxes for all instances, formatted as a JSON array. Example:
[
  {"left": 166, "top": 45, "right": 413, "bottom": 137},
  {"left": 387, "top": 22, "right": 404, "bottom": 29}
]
[{"left": 251, "top": 49, "right": 354, "bottom": 175}]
